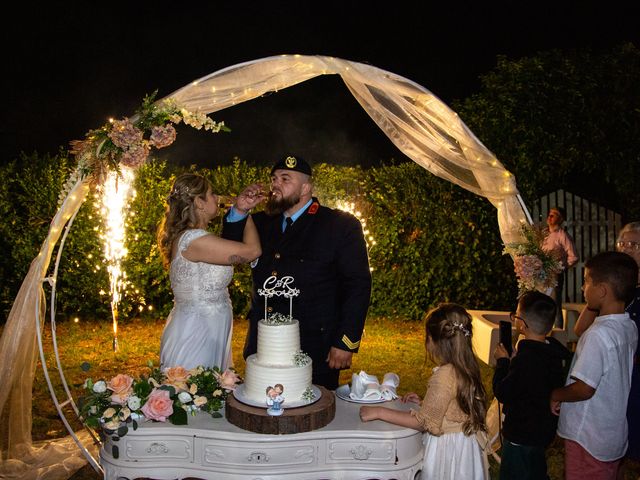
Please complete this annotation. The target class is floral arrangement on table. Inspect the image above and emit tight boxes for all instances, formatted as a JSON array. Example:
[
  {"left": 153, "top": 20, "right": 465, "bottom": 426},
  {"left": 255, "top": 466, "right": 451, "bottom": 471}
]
[
  {"left": 503, "top": 223, "right": 563, "bottom": 295},
  {"left": 65, "top": 91, "right": 229, "bottom": 187},
  {"left": 79, "top": 362, "right": 241, "bottom": 439}
]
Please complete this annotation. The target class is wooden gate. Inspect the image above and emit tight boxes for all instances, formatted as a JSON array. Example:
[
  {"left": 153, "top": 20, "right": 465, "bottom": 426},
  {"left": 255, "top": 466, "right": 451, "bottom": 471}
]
[{"left": 531, "top": 189, "right": 622, "bottom": 303}]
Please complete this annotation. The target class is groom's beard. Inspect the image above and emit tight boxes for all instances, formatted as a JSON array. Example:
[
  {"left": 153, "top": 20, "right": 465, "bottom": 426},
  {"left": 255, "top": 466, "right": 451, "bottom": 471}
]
[{"left": 265, "top": 192, "right": 300, "bottom": 216}]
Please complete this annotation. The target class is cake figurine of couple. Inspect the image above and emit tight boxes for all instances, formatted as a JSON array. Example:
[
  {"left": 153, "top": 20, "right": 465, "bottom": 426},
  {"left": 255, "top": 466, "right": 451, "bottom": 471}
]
[
  {"left": 241, "top": 275, "right": 319, "bottom": 407},
  {"left": 266, "top": 384, "right": 285, "bottom": 416}
]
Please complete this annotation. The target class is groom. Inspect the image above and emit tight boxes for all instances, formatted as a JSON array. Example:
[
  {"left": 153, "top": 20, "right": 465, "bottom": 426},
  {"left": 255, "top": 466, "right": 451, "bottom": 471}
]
[{"left": 223, "top": 155, "right": 372, "bottom": 389}]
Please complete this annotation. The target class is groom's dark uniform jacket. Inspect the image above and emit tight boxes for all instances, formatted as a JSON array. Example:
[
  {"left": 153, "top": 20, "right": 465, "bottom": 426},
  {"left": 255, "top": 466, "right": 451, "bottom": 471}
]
[{"left": 223, "top": 197, "right": 371, "bottom": 389}]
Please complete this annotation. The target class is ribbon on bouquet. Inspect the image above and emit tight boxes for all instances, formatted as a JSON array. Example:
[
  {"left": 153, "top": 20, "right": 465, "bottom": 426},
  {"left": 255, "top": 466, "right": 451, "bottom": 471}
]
[{"left": 349, "top": 371, "right": 400, "bottom": 401}]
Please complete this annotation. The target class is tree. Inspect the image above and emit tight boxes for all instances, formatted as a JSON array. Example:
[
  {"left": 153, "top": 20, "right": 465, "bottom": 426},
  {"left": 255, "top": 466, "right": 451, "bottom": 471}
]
[{"left": 453, "top": 43, "right": 640, "bottom": 222}]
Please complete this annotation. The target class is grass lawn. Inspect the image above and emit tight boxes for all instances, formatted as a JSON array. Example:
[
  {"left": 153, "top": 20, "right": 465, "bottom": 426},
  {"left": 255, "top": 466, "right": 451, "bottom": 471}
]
[{"left": 7, "top": 316, "right": 640, "bottom": 479}]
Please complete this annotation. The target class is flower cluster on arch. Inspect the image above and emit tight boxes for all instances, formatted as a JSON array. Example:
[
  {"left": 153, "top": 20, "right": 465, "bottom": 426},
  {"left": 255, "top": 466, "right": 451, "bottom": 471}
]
[
  {"left": 69, "top": 91, "right": 229, "bottom": 183},
  {"left": 503, "top": 223, "right": 563, "bottom": 295}
]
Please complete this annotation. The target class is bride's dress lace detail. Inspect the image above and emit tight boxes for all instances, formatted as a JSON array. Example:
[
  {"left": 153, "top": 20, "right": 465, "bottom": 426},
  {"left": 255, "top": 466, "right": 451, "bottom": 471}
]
[
  {"left": 160, "top": 229, "right": 234, "bottom": 371},
  {"left": 171, "top": 229, "right": 233, "bottom": 304}
]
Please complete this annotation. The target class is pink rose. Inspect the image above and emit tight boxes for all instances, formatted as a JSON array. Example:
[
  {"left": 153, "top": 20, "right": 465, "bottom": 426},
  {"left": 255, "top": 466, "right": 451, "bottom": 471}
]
[
  {"left": 107, "top": 374, "right": 134, "bottom": 405},
  {"left": 141, "top": 389, "right": 173, "bottom": 422},
  {"left": 214, "top": 369, "right": 241, "bottom": 391},
  {"left": 163, "top": 366, "right": 191, "bottom": 392},
  {"left": 108, "top": 374, "right": 134, "bottom": 394}
]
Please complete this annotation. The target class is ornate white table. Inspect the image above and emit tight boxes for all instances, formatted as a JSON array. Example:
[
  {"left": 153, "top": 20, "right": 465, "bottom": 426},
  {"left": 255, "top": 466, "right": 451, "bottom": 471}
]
[{"left": 100, "top": 393, "right": 424, "bottom": 480}]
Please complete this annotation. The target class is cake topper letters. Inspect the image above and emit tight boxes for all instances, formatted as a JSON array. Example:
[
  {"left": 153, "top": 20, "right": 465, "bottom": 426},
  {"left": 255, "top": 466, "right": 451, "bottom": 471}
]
[
  {"left": 258, "top": 275, "right": 300, "bottom": 298},
  {"left": 258, "top": 275, "right": 300, "bottom": 320}
]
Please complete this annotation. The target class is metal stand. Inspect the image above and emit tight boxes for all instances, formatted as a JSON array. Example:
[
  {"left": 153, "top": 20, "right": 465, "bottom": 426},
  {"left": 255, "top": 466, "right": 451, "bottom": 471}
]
[{"left": 34, "top": 208, "right": 104, "bottom": 475}]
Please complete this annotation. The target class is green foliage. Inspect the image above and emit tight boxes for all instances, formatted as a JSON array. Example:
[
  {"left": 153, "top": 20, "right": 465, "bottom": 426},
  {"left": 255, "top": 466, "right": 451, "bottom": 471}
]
[
  {"left": 0, "top": 151, "right": 110, "bottom": 320},
  {"left": 122, "top": 160, "right": 175, "bottom": 319},
  {"left": 55, "top": 194, "right": 110, "bottom": 319},
  {"left": 312, "top": 163, "right": 365, "bottom": 204},
  {"left": 363, "top": 162, "right": 517, "bottom": 319},
  {"left": 0, "top": 155, "right": 518, "bottom": 324},
  {"left": 453, "top": 43, "right": 640, "bottom": 221}
]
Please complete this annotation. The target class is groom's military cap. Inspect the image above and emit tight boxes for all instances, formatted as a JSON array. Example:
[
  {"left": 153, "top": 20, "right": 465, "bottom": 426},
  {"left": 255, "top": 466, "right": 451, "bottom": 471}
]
[{"left": 271, "top": 155, "right": 313, "bottom": 176}]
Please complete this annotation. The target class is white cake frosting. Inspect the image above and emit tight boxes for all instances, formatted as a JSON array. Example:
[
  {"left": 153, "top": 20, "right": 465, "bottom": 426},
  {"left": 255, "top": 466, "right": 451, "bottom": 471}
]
[
  {"left": 256, "top": 320, "right": 300, "bottom": 365},
  {"left": 243, "top": 318, "right": 313, "bottom": 403}
]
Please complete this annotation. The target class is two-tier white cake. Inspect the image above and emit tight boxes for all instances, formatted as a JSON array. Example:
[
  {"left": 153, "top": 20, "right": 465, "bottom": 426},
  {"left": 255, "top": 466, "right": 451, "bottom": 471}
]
[{"left": 243, "top": 313, "right": 314, "bottom": 404}]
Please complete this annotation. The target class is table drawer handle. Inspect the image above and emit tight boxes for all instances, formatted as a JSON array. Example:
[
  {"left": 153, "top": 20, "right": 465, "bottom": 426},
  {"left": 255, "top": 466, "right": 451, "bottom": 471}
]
[
  {"left": 247, "top": 451, "right": 270, "bottom": 463},
  {"left": 350, "top": 445, "right": 373, "bottom": 460},
  {"left": 146, "top": 442, "right": 169, "bottom": 454}
]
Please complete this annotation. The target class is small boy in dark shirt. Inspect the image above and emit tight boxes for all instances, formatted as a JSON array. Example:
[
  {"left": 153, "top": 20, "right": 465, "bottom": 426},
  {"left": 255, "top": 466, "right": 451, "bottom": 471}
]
[{"left": 493, "top": 291, "right": 572, "bottom": 479}]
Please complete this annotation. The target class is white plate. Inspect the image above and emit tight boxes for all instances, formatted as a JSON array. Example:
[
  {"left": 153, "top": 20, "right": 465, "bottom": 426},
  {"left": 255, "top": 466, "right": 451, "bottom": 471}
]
[
  {"left": 232, "top": 384, "right": 322, "bottom": 409},
  {"left": 334, "top": 384, "right": 388, "bottom": 404}
]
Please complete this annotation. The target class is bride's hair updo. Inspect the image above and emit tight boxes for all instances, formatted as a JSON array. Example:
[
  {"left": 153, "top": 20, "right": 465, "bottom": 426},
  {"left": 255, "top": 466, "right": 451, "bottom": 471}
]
[
  {"left": 425, "top": 303, "right": 487, "bottom": 435},
  {"left": 157, "top": 173, "right": 211, "bottom": 268}
]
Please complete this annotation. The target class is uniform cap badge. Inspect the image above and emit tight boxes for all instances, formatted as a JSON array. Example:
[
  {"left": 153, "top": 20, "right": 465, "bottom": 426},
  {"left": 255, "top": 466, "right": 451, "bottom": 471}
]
[{"left": 285, "top": 156, "right": 297, "bottom": 168}]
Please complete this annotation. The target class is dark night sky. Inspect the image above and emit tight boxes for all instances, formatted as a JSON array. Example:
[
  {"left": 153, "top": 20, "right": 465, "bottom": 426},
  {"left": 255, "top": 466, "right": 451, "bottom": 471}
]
[{"left": 2, "top": 1, "right": 639, "bottom": 169}]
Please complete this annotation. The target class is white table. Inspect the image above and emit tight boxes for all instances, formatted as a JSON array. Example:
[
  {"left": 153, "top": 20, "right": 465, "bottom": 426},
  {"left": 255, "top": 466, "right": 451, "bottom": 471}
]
[
  {"left": 469, "top": 306, "right": 585, "bottom": 366},
  {"left": 100, "top": 393, "right": 424, "bottom": 480}
]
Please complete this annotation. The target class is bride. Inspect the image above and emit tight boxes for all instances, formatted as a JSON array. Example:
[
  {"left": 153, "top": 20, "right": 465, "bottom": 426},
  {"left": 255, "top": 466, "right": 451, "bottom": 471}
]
[{"left": 157, "top": 173, "right": 263, "bottom": 371}]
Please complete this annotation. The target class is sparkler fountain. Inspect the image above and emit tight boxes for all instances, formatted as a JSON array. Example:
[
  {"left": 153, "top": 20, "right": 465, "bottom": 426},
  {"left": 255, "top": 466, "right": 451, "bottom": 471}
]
[{"left": 98, "top": 167, "right": 136, "bottom": 351}]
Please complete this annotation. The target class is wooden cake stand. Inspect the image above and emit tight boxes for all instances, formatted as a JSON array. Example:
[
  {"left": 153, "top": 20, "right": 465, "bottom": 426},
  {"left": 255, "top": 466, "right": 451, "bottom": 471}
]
[{"left": 226, "top": 385, "right": 336, "bottom": 434}]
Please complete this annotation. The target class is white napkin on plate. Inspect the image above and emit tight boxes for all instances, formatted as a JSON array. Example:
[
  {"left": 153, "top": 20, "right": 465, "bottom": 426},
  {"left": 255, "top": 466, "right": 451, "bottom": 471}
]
[
  {"left": 349, "top": 371, "right": 399, "bottom": 400},
  {"left": 380, "top": 372, "right": 400, "bottom": 400}
]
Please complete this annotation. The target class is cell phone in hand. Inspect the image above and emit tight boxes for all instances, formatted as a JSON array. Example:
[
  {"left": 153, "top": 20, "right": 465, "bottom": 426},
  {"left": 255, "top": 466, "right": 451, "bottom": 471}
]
[{"left": 499, "top": 320, "right": 513, "bottom": 356}]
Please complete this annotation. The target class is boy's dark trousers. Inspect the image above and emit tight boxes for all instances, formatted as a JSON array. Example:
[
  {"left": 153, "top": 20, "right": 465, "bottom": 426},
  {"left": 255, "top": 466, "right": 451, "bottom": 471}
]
[{"left": 500, "top": 439, "right": 549, "bottom": 480}]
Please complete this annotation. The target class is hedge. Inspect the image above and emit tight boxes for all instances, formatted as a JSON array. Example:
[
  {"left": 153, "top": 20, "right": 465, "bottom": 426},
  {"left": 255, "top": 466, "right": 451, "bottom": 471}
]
[{"left": 0, "top": 154, "right": 518, "bottom": 324}]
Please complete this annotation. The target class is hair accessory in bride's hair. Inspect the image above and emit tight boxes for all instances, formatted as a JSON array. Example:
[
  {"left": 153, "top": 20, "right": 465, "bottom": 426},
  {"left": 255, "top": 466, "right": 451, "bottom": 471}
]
[
  {"left": 452, "top": 321, "right": 470, "bottom": 337},
  {"left": 169, "top": 185, "right": 190, "bottom": 199}
]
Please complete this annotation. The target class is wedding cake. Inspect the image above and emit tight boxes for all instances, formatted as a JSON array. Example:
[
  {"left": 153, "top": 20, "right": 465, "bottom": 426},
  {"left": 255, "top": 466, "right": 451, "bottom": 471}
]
[{"left": 243, "top": 312, "right": 314, "bottom": 403}]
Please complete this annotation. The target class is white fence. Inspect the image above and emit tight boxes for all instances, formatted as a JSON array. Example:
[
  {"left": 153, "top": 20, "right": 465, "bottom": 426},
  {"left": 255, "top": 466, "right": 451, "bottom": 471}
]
[{"left": 531, "top": 189, "right": 622, "bottom": 303}]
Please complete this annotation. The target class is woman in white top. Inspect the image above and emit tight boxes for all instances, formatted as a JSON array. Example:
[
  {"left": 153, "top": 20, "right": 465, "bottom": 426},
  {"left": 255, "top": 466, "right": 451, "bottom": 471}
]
[{"left": 157, "top": 173, "right": 263, "bottom": 371}]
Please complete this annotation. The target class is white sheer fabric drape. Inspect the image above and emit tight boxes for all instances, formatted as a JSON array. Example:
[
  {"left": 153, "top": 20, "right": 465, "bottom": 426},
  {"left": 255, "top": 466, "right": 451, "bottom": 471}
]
[
  {"left": 0, "top": 54, "right": 529, "bottom": 479},
  {"left": 167, "top": 55, "right": 529, "bottom": 243},
  {"left": 0, "top": 177, "right": 94, "bottom": 478}
]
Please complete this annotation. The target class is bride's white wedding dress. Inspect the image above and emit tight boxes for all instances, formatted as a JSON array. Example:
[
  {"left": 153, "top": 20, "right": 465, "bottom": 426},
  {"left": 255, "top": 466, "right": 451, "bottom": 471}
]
[{"left": 160, "top": 229, "right": 234, "bottom": 371}]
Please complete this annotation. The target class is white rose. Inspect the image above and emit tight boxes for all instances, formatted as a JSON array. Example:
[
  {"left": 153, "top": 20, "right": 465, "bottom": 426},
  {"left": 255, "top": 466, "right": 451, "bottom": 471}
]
[
  {"left": 93, "top": 380, "right": 107, "bottom": 393},
  {"left": 127, "top": 395, "right": 141, "bottom": 410},
  {"left": 178, "top": 391, "right": 192, "bottom": 404}
]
